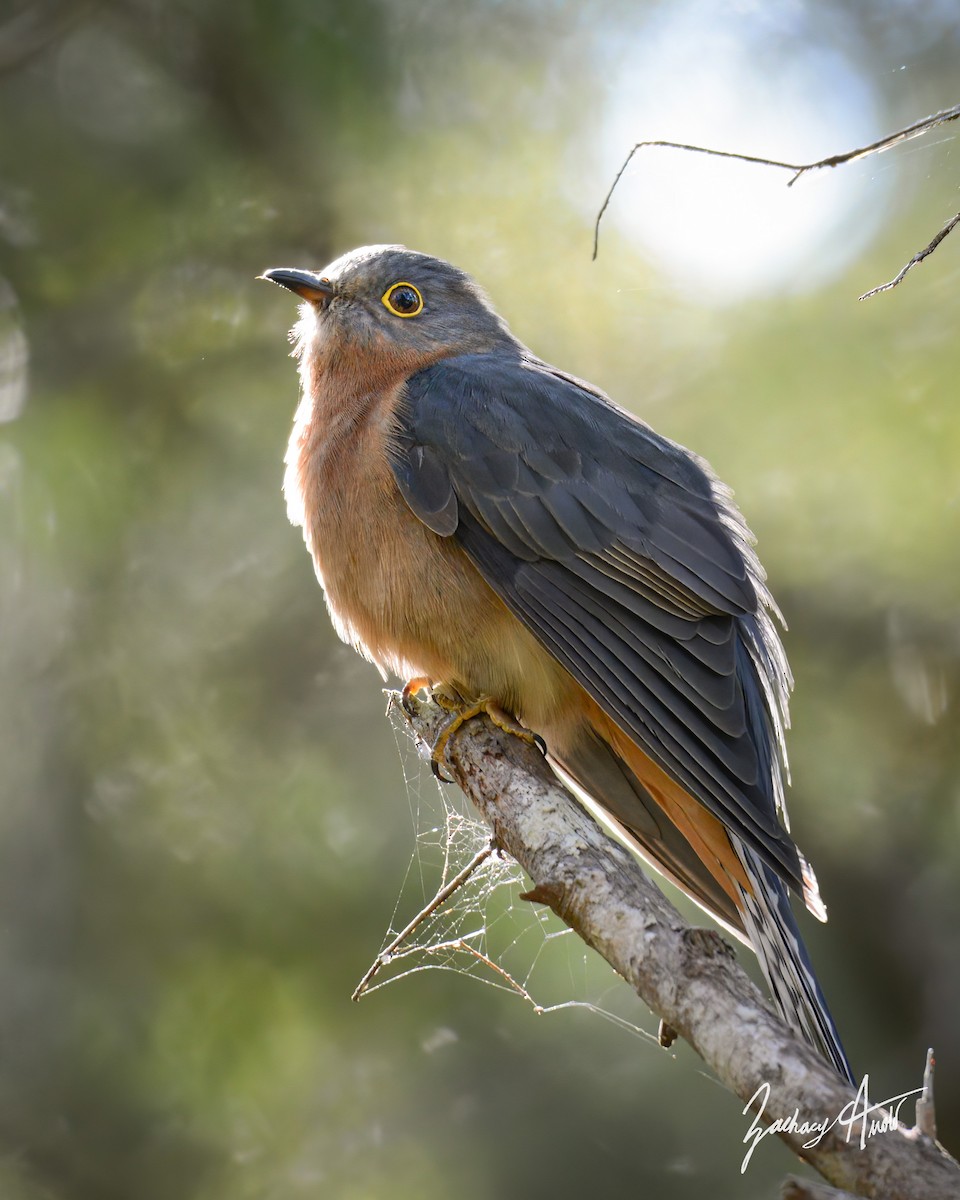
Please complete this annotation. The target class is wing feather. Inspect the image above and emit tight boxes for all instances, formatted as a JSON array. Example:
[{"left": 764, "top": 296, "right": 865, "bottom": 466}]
[{"left": 390, "top": 351, "right": 800, "bottom": 891}]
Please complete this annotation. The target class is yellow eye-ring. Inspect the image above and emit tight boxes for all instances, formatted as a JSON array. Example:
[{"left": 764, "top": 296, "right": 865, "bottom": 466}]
[{"left": 382, "top": 281, "right": 423, "bottom": 318}]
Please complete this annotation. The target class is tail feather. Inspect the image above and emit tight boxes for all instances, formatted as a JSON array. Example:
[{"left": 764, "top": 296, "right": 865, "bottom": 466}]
[
  {"left": 553, "top": 731, "right": 746, "bottom": 937},
  {"left": 553, "top": 721, "right": 854, "bottom": 1083},
  {"left": 732, "top": 837, "right": 855, "bottom": 1084}
]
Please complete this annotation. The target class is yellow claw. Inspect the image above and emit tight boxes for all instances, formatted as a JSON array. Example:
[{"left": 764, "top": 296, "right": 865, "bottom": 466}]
[
  {"left": 401, "top": 676, "right": 433, "bottom": 716},
  {"left": 430, "top": 696, "right": 546, "bottom": 781}
]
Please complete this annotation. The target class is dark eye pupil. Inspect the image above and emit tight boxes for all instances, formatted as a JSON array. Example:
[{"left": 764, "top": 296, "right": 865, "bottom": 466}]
[{"left": 391, "top": 286, "right": 419, "bottom": 313}]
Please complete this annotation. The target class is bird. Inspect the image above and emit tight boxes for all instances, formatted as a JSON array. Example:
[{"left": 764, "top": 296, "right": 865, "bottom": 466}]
[{"left": 261, "top": 244, "right": 854, "bottom": 1083}]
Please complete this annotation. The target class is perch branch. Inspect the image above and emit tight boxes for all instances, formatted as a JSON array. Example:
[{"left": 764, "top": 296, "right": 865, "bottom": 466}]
[{"left": 396, "top": 691, "right": 960, "bottom": 1199}]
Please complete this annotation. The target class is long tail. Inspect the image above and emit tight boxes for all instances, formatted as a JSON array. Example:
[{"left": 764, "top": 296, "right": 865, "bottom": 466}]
[
  {"left": 732, "top": 839, "right": 854, "bottom": 1083},
  {"left": 554, "top": 727, "right": 855, "bottom": 1084}
]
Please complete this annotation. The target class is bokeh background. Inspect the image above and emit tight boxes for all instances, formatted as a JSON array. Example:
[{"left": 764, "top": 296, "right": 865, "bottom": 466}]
[{"left": 1, "top": 2, "right": 959, "bottom": 1197}]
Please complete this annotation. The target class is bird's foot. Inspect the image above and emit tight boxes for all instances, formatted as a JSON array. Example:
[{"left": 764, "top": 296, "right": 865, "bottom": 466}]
[
  {"left": 401, "top": 676, "right": 434, "bottom": 716},
  {"left": 482, "top": 701, "right": 548, "bottom": 758},
  {"left": 401, "top": 678, "right": 466, "bottom": 720},
  {"left": 430, "top": 695, "right": 546, "bottom": 782}
]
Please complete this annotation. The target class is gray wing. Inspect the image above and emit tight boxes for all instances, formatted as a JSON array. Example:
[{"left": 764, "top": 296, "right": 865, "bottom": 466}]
[{"left": 390, "top": 351, "right": 801, "bottom": 891}]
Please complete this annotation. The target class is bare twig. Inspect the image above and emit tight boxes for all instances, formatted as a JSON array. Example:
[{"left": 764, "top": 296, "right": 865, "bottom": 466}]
[
  {"left": 396, "top": 691, "right": 960, "bottom": 1199},
  {"left": 593, "top": 102, "right": 960, "bottom": 298},
  {"left": 593, "top": 139, "right": 816, "bottom": 259},
  {"left": 352, "top": 837, "right": 496, "bottom": 1000},
  {"left": 404, "top": 936, "right": 546, "bottom": 1006},
  {"left": 858, "top": 211, "right": 960, "bottom": 300},
  {"left": 915, "top": 1047, "right": 938, "bottom": 1141}
]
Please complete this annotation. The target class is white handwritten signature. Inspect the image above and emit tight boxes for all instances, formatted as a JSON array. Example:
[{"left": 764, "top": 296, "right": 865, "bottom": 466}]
[{"left": 741, "top": 1076, "right": 922, "bottom": 1173}]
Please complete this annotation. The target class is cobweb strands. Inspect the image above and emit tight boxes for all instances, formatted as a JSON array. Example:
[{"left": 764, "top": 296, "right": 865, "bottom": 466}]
[{"left": 350, "top": 698, "right": 654, "bottom": 1042}]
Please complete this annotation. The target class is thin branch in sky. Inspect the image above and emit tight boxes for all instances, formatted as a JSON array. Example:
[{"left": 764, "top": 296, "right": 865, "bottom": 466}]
[
  {"left": 593, "top": 102, "right": 960, "bottom": 299},
  {"left": 858, "top": 209, "right": 960, "bottom": 300}
]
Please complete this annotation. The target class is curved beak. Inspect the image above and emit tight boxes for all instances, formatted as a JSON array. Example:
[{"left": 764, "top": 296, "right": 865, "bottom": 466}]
[{"left": 259, "top": 267, "right": 335, "bottom": 305}]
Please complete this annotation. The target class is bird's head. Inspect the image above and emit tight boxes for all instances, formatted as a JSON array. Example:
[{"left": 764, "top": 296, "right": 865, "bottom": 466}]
[{"left": 261, "top": 245, "right": 516, "bottom": 387}]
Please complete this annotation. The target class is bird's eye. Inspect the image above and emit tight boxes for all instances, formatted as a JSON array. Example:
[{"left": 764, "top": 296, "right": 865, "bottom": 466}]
[{"left": 382, "top": 282, "right": 423, "bottom": 318}]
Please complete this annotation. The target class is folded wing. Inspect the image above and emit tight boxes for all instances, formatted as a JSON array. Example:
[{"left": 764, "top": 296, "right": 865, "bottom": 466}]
[{"left": 390, "top": 351, "right": 801, "bottom": 895}]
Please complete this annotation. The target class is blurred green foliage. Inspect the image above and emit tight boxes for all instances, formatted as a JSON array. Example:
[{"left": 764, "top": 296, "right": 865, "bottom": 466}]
[{"left": 1, "top": 1, "right": 959, "bottom": 1197}]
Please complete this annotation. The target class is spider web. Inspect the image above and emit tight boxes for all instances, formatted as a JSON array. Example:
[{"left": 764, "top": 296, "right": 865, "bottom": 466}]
[{"left": 351, "top": 700, "right": 657, "bottom": 1044}]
